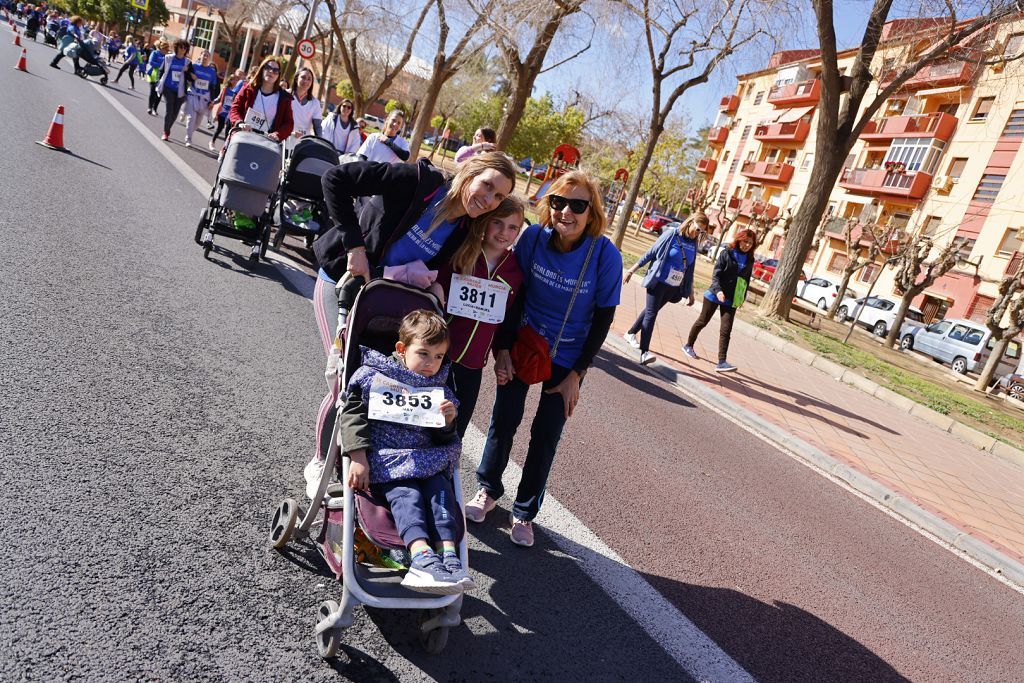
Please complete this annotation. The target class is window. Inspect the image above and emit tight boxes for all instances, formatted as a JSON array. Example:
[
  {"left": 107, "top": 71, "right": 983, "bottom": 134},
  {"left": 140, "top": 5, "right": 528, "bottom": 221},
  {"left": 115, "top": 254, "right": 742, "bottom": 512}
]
[
  {"left": 972, "top": 174, "right": 1005, "bottom": 203},
  {"left": 729, "top": 159, "right": 739, "bottom": 172},
  {"left": 947, "top": 157, "right": 967, "bottom": 180},
  {"left": 1002, "top": 108, "right": 1024, "bottom": 137},
  {"left": 968, "top": 294, "right": 995, "bottom": 323},
  {"left": 948, "top": 324, "right": 972, "bottom": 341},
  {"left": 800, "top": 152, "right": 814, "bottom": 171},
  {"left": 958, "top": 237, "right": 977, "bottom": 260},
  {"left": 827, "top": 252, "right": 848, "bottom": 273},
  {"left": 191, "top": 17, "right": 214, "bottom": 50},
  {"left": 927, "top": 320, "right": 952, "bottom": 335},
  {"left": 741, "top": 125, "right": 752, "bottom": 139},
  {"left": 769, "top": 235, "right": 781, "bottom": 251},
  {"left": 766, "top": 148, "right": 779, "bottom": 162},
  {"left": 859, "top": 262, "right": 880, "bottom": 282},
  {"left": 963, "top": 328, "right": 985, "bottom": 345},
  {"left": 937, "top": 102, "right": 959, "bottom": 116},
  {"left": 785, "top": 150, "right": 798, "bottom": 164},
  {"left": 843, "top": 154, "right": 856, "bottom": 170},
  {"left": 722, "top": 150, "right": 730, "bottom": 164},
  {"left": 970, "top": 97, "right": 995, "bottom": 121},
  {"left": 998, "top": 228, "right": 1022, "bottom": 256},
  {"left": 754, "top": 91, "right": 764, "bottom": 105},
  {"left": 883, "top": 137, "right": 946, "bottom": 174},
  {"left": 922, "top": 215, "right": 941, "bottom": 237},
  {"left": 1005, "top": 33, "right": 1024, "bottom": 57},
  {"left": 746, "top": 151, "right": 755, "bottom": 161}
]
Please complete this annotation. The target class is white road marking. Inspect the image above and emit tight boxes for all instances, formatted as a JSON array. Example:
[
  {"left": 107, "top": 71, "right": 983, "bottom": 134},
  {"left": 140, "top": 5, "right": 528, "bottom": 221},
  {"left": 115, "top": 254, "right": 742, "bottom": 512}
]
[{"left": 93, "top": 81, "right": 757, "bottom": 680}]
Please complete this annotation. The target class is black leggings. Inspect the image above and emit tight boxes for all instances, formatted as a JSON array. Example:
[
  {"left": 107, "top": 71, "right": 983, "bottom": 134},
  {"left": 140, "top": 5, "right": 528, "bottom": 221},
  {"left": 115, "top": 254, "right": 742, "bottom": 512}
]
[
  {"left": 211, "top": 113, "right": 230, "bottom": 144},
  {"left": 628, "top": 281, "right": 679, "bottom": 353},
  {"left": 448, "top": 363, "right": 483, "bottom": 439},
  {"left": 148, "top": 81, "right": 162, "bottom": 113},
  {"left": 686, "top": 297, "right": 737, "bottom": 363},
  {"left": 162, "top": 89, "right": 184, "bottom": 135},
  {"left": 115, "top": 61, "right": 135, "bottom": 86}
]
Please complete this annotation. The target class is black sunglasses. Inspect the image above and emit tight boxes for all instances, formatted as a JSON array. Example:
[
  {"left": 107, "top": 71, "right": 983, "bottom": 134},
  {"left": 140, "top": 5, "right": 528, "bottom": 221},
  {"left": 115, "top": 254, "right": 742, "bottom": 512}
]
[
  {"left": 264, "top": 65, "right": 280, "bottom": 73},
  {"left": 548, "top": 194, "right": 590, "bottom": 214}
]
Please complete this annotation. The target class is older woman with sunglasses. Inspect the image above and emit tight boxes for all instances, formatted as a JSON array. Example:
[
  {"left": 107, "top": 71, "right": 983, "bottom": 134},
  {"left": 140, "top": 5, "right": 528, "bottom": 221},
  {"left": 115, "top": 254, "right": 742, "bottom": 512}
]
[
  {"left": 322, "top": 98, "right": 361, "bottom": 155},
  {"left": 464, "top": 172, "right": 622, "bottom": 548}
]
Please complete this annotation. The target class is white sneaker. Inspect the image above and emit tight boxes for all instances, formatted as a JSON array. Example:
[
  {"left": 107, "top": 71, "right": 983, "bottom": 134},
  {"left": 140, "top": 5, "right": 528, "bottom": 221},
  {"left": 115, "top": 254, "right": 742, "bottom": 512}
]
[
  {"left": 208, "top": 140, "right": 216, "bottom": 151},
  {"left": 624, "top": 332, "right": 640, "bottom": 349},
  {"left": 304, "top": 457, "right": 331, "bottom": 500},
  {"left": 184, "top": 138, "right": 192, "bottom": 148},
  {"left": 639, "top": 351, "right": 656, "bottom": 365}
]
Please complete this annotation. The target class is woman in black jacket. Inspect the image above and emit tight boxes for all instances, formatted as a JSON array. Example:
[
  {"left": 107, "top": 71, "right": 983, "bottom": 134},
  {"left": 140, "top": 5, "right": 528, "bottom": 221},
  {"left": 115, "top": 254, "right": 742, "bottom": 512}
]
[
  {"left": 683, "top": 227, "right": 756, "bottom": 372},
  {"left": 303, "top": 152, "right": 517, "bottom": 497}
]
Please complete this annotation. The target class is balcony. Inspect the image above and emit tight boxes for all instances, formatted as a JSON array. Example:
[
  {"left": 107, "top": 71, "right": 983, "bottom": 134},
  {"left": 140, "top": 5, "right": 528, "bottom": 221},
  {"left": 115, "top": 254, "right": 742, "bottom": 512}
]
[
  {"left": 740, "top": 160, "right": 794, "bottom": 184},
  {"left": 838, "top": 167, "right": 933, "bottom": 200},
  {"left": 754, "top": 120, "right": 811, "bottom": 143},
  {"left": 767, "top": 79, "right": 821, "bottom": 106},
  {"left": 708, "top": 126, "right": 730, "bottom": 145},
  {"left": 697, "top": 158, "right": 718, "bottom": 175},
  {"left": 720, "top": 95, "right": 740, "bottom": 113},
  {"left": 860, "top": 112, "right": 958, "bottom": 142},
  {"left": 728, "top": 197, "right": 781, "bottom": 220},
  {"left": 882, "top": 59, "right": 979, "bottom": 90}
]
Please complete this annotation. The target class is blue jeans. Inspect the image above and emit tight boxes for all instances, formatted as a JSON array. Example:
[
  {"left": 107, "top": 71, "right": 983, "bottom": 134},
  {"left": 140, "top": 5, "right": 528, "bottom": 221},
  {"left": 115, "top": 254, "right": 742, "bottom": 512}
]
[
  {"left": 372, "top": 473, "right": 460, "bottom": 546},
  {"left": 476, "top": 363, "right": 580, "bottom": 521},
  {"left": 627, "top": 281, "right": 679, "bottom": 352}
]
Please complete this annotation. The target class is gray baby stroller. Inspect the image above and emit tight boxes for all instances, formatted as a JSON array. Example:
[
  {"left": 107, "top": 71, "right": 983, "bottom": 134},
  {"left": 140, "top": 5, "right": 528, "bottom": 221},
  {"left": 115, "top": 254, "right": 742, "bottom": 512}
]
[
  {"left": 269, "top": 279, "right": 466, "bottom": 657},
  {"left": 194, "top": 129, "right": 282, "bottom": 263}
]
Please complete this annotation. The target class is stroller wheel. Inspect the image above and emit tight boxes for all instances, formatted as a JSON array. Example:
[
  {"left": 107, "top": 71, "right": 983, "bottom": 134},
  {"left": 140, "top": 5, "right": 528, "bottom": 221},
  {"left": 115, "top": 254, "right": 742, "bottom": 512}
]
[
  {"left": 420, "top": 615, "right": 449, "bottom": 655},
  {"left": 272, "top": 225, "right": 287, "bottom": 251},
  {"left": 269, "top": 498, "right": 299, "bottom": 549},
  {"left": 100, "top": 76, "right": 108, "bottom": 86},
  {"left": 203, "top": 242, "right": 213, "bottom": 260},
  {"left": 316, "top": 601, "right": 342, "bottom": 658},
  {"left": 304, "top": 235, "right": 315, "bottom": 250},
  {"left": 195, "top": 209, "right": 210, "bottom": 245}
]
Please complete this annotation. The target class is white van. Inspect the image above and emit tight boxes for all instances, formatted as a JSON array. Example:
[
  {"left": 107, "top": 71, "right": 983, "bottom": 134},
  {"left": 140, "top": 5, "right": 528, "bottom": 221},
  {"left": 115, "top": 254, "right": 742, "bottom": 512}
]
[{"left": 900, "top": 318, "right": 1022, "bottom": 375}]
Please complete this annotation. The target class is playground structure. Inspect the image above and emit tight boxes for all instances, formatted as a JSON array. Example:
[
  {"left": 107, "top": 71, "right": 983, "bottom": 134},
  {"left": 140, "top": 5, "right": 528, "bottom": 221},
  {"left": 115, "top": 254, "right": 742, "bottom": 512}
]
[{"left": 527, "top": 144, "right": 582, "bottom": 203}]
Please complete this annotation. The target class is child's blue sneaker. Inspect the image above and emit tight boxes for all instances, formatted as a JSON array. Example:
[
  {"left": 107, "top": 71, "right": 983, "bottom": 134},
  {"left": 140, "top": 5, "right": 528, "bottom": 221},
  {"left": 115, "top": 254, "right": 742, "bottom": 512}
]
[
  {"left": 442, "top": 551, "right": 476, "bottom": 590},
  {"left": 715, "top": 361, "right": 738, "bottom": 373},
  {"left": 682, "top": 344, "right": 699, "bottom": 359},
  {"left": 401, "top": 549, "right": 463, "bottom": 595}
]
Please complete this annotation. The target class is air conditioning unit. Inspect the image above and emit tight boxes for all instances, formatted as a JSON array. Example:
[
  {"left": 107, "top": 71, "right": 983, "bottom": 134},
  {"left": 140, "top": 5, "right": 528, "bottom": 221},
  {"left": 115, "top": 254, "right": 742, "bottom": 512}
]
[{"left": 933, "top": 176, "right": 954, "bottom": 193}]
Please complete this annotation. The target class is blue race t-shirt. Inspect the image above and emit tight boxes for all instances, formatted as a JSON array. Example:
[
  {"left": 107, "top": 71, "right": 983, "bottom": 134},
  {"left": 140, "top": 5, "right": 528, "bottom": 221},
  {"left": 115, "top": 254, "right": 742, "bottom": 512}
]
[
  {"left": 515, "top": 224, "right": 623, "bottom": 369},
  {"left": 383, "top": 194, "right": 459, "bottom": 267},
  {"left": 124, "top": 44, "right": 137, "bottom": 61},
  {"left": 681, "top": 236, "right": 697, "bottom": 268},
  {"left": 221, "top": 81, "right": 243, "bottom": 115},
  {"left": 189, "top": 63, "right": 217, "bottom": 96},
  {"left": 164, "top": 55, "right": 186, "bottom": 91},
  {"left": 658, "top": 234, "right": 686, "bottom": 285},
  {"left": 734, "top": 249, "right": 748, "bottom": 271},
  {"left": 704, "top": 248, "right": 750, "bottom": 306}
]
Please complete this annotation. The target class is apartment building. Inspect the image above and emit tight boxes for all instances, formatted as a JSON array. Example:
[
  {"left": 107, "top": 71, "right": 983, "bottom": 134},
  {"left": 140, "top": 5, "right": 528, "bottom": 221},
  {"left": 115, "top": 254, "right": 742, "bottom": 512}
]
[{"left": 703, "top": 17, "right": 1024, "bottom": 324}]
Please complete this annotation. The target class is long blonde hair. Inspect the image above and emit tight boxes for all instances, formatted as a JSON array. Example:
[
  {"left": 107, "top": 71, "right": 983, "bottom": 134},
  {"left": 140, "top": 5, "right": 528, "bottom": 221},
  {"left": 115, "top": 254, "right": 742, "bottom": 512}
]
[
  {"left": 450, "top": 196, "right": 526, "bottom": 275},
  {"left": 538, "top": 170, "right": 608, "bottom": 251},
  {"left": 428, "top": 151, "right": 517, "bottom": 234}
]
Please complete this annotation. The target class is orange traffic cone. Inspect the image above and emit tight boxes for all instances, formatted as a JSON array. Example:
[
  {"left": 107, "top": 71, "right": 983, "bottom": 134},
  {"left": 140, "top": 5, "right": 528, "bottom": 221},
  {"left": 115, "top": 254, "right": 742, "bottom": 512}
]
[
  {"left": 36, "top": 105, "right": 67, "bottom": 151},
  {"left": 13, "top": 47, "right": 26, "bottom": 72},
  {"left": 14, "top": 32, "right": 20, "bottom": 47}
]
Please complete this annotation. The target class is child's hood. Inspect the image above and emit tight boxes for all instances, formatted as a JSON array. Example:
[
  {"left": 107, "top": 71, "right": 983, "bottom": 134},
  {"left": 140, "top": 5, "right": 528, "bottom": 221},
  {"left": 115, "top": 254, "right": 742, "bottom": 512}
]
[{"left": 358, "top": 346, "right": 451, "bottom": 387}]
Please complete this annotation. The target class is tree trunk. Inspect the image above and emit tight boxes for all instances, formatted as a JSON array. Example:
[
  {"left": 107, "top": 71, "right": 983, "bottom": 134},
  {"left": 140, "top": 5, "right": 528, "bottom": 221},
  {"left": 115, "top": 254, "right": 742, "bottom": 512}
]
[
  {"left": 828, "top": 269, "right": 855, "bottom": 319},
  {"left": 408, "top": 71, "right": 446, "bottom": 161},
  {"left": 429, "top": 114, "right": 448, "bottom": 160},
  {"left": 318, "top": 32, "right": 336, "bottom": 103},
  {"left": 611, "top": 121, "right": 663, "bottom": 248},
  {"left": 496, "top": 74, "right": 533, "bottom": 151},
  {"left": 226, "top": 34, "right": 238, "bottom": 71},
  {"left": 976, "top": 335, "right": 1012, "bottom": 392},
  {"left": 886, "top": 289, "right": 918, "bottom": 348},
  {"left": 759, "top": 155, "right": 843, "bottom": 319}
]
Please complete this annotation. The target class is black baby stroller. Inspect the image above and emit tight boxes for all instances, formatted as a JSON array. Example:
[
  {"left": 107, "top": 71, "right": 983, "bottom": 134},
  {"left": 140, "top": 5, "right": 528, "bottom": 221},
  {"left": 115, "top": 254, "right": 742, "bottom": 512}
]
[
  {"left": 268, "top": 136, "right": 340, "bottom": 251},
  {"left": 73, "top": 39, "right": 109, "bottom": 84},
  {"left": 43, "top": 22, "right": 58, "bottom": 47},
  {"left": 194, "top": 129, "right": 282, "bottom": 263},
  {"left": 269, "top": 279, "right": 467, "bottom": 657}
]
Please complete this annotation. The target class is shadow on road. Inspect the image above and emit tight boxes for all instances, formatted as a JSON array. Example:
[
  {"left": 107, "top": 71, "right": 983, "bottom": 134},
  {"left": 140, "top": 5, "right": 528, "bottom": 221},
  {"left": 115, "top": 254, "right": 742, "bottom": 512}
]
[{"left": 593, "top": 350, "right": 697, "bottom": 409}]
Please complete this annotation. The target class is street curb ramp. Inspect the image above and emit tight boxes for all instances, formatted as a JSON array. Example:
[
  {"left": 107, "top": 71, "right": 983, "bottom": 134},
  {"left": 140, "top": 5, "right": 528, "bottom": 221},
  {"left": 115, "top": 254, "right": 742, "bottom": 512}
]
[{"left": 604, "top": 335, "right": 1024, "bottom": 590}]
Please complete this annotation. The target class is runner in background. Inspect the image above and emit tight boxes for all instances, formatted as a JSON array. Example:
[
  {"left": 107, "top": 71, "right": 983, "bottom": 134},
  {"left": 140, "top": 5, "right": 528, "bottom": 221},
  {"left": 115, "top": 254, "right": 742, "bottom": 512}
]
[
  {"left": 209, "top": 69, "right": 244, "bottom": 152},
  {"left": 113, "top": 35, "right": 137, "bottom": 89},
  {"left": 145, "top": 39, "right": 168, "bottom": 116},
  {"left": 321, "top": 98, "right": 360, "bottom": 155},
  {"left": 156, "top": 39, "right": 191, "bottom": 142},
  {"left": 287, "top": 67, "right": 323, "bottom": 145},
  {"left": 182, "top": 50, "right": 218, "bottom": 148},
  {"left": 454, "top": 127, "right": 496, "bottom": 165}
]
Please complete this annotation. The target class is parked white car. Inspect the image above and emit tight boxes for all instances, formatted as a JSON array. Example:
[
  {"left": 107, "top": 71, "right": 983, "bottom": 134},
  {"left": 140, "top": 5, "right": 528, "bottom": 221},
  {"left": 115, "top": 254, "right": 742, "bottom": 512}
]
[
  {"left": 836, "top": 295, "right": 924, "bottom": 337},
  {"left": 900, "top": 317, "right": 1022, "bottom": 375},
  {"left": 797, "top": 275, "right": 861, "bottom": 310}
]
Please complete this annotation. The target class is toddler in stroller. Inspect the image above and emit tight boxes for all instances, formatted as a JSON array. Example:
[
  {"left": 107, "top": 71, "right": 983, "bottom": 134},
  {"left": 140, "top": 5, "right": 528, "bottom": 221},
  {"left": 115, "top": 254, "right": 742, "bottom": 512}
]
[{"left": 269, "top": 281, "right": 470, "bottom": 657}]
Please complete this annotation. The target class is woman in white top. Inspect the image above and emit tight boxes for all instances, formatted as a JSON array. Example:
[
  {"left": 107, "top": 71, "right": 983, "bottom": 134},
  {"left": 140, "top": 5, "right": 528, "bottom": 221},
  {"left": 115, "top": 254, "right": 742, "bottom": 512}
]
[
  {"left": 357, "top": 109, "right": 410, "bottom": 163},
  {"left": 288, "top": 67, "right": 323, "bottom": 142},
  {"left": 321, "top": 98, "right": 361, "bottom": 155}
]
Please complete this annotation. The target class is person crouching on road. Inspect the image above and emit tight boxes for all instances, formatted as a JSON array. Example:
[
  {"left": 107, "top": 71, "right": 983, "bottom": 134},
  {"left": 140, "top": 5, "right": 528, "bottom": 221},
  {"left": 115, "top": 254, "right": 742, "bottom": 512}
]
[
  {"left": 182, "top": 49, "right": 218, "bottom": 148},
  {"left": 338, "top": 310, "right": 474, "bottom": 595},
  {"left": 156, "top": 39, "right": 191, "bottom": 142},
  {"left": 682, "top": 227, "right": 756, "bottom": 373},
  {"left": 623, "top": 211, "right": 709, "bottom": 365}
]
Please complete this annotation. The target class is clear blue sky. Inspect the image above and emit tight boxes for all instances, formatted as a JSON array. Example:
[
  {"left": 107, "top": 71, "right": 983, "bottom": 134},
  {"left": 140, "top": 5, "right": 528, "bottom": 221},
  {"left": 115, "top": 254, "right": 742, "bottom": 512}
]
[{"left": 531, "top": 0, "right": 873, "bottom": 131}]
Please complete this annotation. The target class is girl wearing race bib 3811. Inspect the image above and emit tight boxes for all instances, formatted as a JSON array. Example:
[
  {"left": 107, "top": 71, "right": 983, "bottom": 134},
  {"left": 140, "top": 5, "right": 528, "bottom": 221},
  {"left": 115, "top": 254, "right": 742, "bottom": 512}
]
[
  {"left": 433, "top": 196, "right": 525, "bottom": 438},
  {"left": 182, "top": 50, "right": 218, "bottom": 148}
]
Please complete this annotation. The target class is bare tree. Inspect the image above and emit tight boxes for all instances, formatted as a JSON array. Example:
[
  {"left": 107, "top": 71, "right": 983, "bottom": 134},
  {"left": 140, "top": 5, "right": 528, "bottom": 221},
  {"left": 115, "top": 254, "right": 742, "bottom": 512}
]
[
  {"left": 608, "top": 0, "right": 767, "bottom": 249},
  {"left": 975, "top": 268, "right": 1024, "bottom": 391},
  {"left": 883, "top": 235, "right": 965, "bottom": 348},
  {"left": 217, "top": 0, "right": 270, "bottom": 70},
  {"left": 491, "top": 0, "right": 592, "bottom": 150},
  {"left": 760, "top": 0, "right": 1020, "bottom": 320},
  {"left": 323, "top": 0, "right": 432, "bottom": 117},
  {"left": 824, "top": 218, "right": 895, "bottom": 320},
  {"left": 406, "top": 0, "right": 494, "bottom": 160}
]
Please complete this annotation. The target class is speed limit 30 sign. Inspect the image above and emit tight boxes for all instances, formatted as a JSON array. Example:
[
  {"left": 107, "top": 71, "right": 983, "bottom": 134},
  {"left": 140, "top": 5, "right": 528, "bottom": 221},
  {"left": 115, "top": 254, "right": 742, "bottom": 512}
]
[{"left": 296, "top": 39, "right": 316, "bottom": 60}]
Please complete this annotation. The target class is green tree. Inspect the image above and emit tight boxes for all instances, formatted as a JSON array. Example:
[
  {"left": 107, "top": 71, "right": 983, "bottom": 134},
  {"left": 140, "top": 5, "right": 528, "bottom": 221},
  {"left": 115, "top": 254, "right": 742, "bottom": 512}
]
[
  {"left": 385, "top": 99, "right": 410, "bottom": 115},
  {"left": 335, "top": 79, "right": 354, "bottom": 100},
  {"left": 456, "top": 93, "right": 583, "bottom": 162}
]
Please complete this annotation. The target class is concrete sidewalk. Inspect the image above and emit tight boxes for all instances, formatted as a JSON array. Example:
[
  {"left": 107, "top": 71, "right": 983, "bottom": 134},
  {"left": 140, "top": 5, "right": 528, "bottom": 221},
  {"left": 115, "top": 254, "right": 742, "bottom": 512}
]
[{"left": 611, "top": 279, "right": 1024, "bottom": 583}]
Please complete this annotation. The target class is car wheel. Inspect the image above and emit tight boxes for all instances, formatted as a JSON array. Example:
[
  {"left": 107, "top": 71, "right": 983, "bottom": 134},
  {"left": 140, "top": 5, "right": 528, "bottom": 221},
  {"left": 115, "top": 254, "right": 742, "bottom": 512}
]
[
  {"left": 873, "top": 321, "right": 887, "bottom": 337},
  {"left": 817, "top": 298, "right": 827, "bottom": 310},
  {"left": 900, "top": 334, "right": 914, "bottom": 351},
  {"left": 838, "top": 306, "right": 848, "bottom": 322},
  {"left": 951, "top": 357, "right": 968, "bottom": 374},
  {"left": 1009, "top": 382, "right": 1024, "bottom": 400}
]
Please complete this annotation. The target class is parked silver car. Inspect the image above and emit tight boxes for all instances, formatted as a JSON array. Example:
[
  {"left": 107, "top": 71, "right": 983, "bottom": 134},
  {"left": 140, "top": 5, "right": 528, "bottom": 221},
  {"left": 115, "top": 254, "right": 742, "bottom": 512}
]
[{"left": 900, "top": 317, "right": 1022, "bottom": 375}]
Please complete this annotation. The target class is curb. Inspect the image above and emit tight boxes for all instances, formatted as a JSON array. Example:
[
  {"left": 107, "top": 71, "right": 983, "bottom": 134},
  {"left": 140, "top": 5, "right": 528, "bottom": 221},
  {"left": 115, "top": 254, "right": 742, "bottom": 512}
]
[
  {"left": 731, "top": 318, "right": 1024, "bottom": 470},
  {"left": 605, "top": 334, "right": 1024, "bottom": 590}
]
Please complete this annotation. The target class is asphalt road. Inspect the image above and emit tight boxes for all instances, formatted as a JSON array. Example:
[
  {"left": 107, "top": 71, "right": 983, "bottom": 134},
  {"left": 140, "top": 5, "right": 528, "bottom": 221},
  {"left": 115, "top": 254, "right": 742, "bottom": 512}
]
[{"left": 2, "top": 29, "right": 1023, "bottom": 682}]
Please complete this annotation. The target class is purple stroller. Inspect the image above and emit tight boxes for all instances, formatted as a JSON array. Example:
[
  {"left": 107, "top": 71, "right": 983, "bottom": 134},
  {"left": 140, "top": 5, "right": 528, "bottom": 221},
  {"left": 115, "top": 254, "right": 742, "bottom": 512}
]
[{"left": 269, "top": 278, "right": 467, "bottom": 656}]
